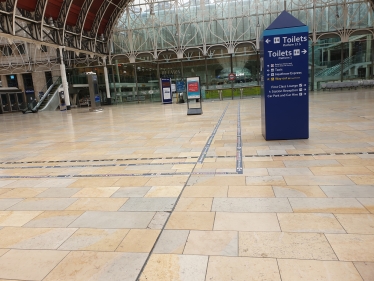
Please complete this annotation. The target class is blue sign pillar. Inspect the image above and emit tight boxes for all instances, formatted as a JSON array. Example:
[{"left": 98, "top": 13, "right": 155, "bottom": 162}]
[
  {"left": 160, "top": 78, "right": 172, "bottom": 104},
  {"left": 261, "top": 11, "right": 309, "bottom": 140}
]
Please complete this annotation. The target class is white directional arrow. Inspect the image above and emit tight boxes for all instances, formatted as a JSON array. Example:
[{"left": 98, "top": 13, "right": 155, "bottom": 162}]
[
  {"left": 265, "top": 39, "right": 271, "bottom": 44},
  {"left": 302, "top": 49, "right": 307, "bottom": 54}
]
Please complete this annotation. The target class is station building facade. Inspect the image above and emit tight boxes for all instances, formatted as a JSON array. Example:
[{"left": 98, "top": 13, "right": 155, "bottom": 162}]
[{"left": 0, "top": 0, "right": 373, "bottom": 109}]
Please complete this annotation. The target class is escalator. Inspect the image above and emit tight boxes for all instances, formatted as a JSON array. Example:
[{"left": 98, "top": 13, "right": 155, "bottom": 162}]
[
  {"left": 38, "top": 83, "right": 60, "bottom": 109},
  {"left": 33, "top": 77, "right": 62, "bottom": 112}
]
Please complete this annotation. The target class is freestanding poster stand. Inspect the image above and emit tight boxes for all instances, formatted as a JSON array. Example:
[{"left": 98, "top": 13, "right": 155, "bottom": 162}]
[
  {"left": 261, "top": 11, "right": 309, "bottom": 140},
  {"left": 186, "top": 76, "right": 203, "bottom": 115},
  {"left": 160, "top": 78, "right": 172, "bottom": 104}
]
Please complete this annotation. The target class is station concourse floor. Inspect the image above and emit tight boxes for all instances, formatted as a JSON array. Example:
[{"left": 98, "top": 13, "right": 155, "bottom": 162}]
[{"left": 0, "top": 89, "right": 373, "bottom": 281}]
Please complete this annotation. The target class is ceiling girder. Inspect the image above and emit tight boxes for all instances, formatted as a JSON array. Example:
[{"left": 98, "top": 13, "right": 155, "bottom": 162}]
[{"left": 0, "top": 0, "right": 131, "bottom": 55}]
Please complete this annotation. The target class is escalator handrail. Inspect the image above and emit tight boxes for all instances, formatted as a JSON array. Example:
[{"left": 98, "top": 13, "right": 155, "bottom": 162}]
[{"left": 33, "top": 77, "right": 61, "bottom": 111}]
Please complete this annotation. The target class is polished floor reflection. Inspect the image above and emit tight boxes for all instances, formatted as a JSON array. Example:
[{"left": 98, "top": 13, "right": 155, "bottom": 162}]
[{"left": 0, "top": 89, "right": 373, "bottom": 281}]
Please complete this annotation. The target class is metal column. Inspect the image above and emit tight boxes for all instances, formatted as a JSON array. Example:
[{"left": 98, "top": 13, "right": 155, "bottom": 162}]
[
  {"left": 311, "top": 44, "right": 315, "bottom": 91},
  {"left": 340, "top": 42, "right": 344, "bottom": 82},
  {"left": 230, "top": 53, "right": 234, "bottom": 100},
  {"left": 58, "top": 47, "right": 71, "bottom": 110},
  {"left": 103, "top": 64, "right": 111, "bottom": 104}
]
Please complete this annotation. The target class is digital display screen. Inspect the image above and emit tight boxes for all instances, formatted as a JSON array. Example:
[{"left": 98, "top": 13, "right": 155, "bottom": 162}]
[{"left": 162, "top": 81, "right": 170, "bottom": 87}]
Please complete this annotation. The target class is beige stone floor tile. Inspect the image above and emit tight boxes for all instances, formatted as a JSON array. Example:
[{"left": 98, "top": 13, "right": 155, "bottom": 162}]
[
  {"left": 25, "top": 210, "right": 84, "bottom": 227},
  {"left": 0, "top": 180, "right": 16, "bottom": 188},
  {"left": 206, "top": 256, "right": 281, "bottom": 281},
  {"left": 239, "top": 232, "right": 337, "bottom": 260},
  {"left": 214, "top": 212, "right": 280, "bottom": 231},
  {"left": 144, "top": 186, "right": 183, "bottom": 197},
  {"left": 278, "top": 213, "right": 345, "bottom": 233},
  {"left": 153, "top": 230, "right": 189, "bottom": 254},
  {"left": 116, "top": 229, "right": 160, "bottom": 252},
  {"left": 172, "top": 164, "right": 195, "bottom": 170},
  {"left": 0, "top": 227, "right": 76, "bottom": 249},
  {"left": 7, "top": 197, "right": 77, "bottom": 211},
  {"left": 44, "top": 251, "right": 148, "bottom": 281},
  {"left": 59, "top": 228, "right": 129, "bottom": 251},
  {"left": 368, "top": 166, "right": 374, "bottom": 172},
  {"left": 67, "top": 178, "right": 120, "bottom": 188},
  {"left": 2, "top": 180, "right": 47, "bottom": 188},
  {"left": 283, "top": 159, "right": 341, "bottom": 168},
  {"left": 68, "top": 210, "right": 155, "bottom": 229},
  {"left": 246, "top": 176, "right": 286, "bottom": 186},
  {"left": 166, "top": 211, "right": 215, "bottom": 230},
  {"left": 145, "top": 176, "right": 189, "bottom": 186},
  {"left": 184, "top": 230, "right": 238, "bottom": 256},
  {"left": 190, "top": 176, "right": 246, "bottom": 186},
  {"left": 310, "top": 166, "right": 373, "bottom": 176},
  {"left": 228, "top": 185, "right": 274, "bottom": 197},
  {"left": 353, "top": 262, "right": 374, "bottom": 281},
  {"left": 335, "top": 214, "right": 374, "bottom": 234},
  {"left": 139, "top": 254, "right": 208, "bottom": 281},
  {"left": 0, "top": 211, "right": 42, "bottom": 226},
  {"left": 289, "top": 198, "right": 369, "bottom": 213},
  {"left": 36, "top": 187, "right": 80, "bottom": 198},
  {"left": 284, "top": 175, "right": 354, "bottom": 185},
  {"left": 0, "top": 198, "right": 23, "bottom": 210},
  {"left": 111, "top": 186, "right": 151, "bottom": 197},
  {"left": 278, "top": 259, "right": 363, "bottom": 281},
  {"left": 349, "top": 175, "right": 374, "bottom": 185},
  {"left": 174, "top": 197, "right": 212, "bottom": 211},
  {"left": 358, "top": 198, "right": 374, "bottom": 213},
  {"left": 0, "top": 189, "right": 11, "bottom": 196},
  {"left": 182, "top": 185, "right": 228, "bottom": 197},
  {"left": 212, "top": 197, "right": 292, "bottom": 212},
  {"left": 268, "top": 167, "right": 314, "bottom": 176},
  {"left": 239, "top": 168, "right": 268, "bottom": 176},
  {"left": 66, "top": 198, "right": 128, "bottom": 211},
  {"left": 0, "top": 249, "right": 9, "bottom": 257},
  {"left": 313, "top": 155, "right": 360, "bottom": 160},
  {"left": 147, "top": 211, "right": 169, "bottom": 229},
  {"left": 72, "top": 187, "right": 119, "bottom": 197},
  {"left": 202, "top": 162, "right": 236, "bottom": 169},
  {"left": 243, "top": 161, "right": 285, "bottom": 168},
  {"left": 338, "top": 159, "right": 374, "bottom": 167},
  {"left": 326, "top": 234, "right": 374, "bottom": 261},
  {"left": 273, "top": 185, "right": 327, "bottom": 197},
  {"left": 0, "top": 249, "right": 68, "bottom": 281}
]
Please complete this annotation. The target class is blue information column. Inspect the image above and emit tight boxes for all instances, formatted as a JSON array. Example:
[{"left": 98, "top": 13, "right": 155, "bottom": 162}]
[
  {"left": 261, "top": 11, "right": 309, "bottom": 140},
  {"left": 160, "top": 78, "right": 172, "bottom": 104}
]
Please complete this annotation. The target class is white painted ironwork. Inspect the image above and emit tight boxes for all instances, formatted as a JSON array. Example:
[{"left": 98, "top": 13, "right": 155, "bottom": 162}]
[{"left": 112, "top": 0, "right": 374, "bottom": 61}]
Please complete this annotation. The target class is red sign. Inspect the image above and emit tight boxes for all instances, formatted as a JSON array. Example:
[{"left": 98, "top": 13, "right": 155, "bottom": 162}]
[
  {"left": 228, "top": 73, "right": 236, "bottom": 81},
  {"left": 188, "top": 81, "right": 199, "bottom": 92}
]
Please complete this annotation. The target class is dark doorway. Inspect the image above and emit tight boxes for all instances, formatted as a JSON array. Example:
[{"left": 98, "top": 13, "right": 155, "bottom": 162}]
[
  {"left": 45, "top": 71, "right": 53, "bottom": 88},
  {"left": 22, "top": 73, "right": 34, "bottom": 91}
]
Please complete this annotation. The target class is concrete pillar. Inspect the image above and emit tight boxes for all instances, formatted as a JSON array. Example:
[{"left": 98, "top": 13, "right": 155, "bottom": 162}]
[
  {"left": 17, "top": 74, "right": 25, "bottom": 93},
  {"left": 31, "top": 72, "right": 46, "bottom": 100},
  {"left": 59, "top": 47, "right": 71, "bottom": 110}
]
